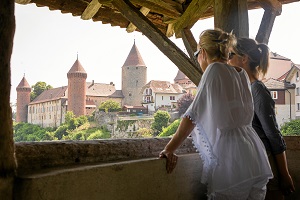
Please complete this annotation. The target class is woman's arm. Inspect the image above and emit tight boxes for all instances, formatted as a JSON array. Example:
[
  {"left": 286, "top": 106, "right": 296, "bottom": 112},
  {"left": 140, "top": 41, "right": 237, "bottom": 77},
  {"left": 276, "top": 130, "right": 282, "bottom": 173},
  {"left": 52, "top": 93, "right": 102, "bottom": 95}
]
[
  {"left": 275, "top": 152, "right": 295, "bottom": 195},
  {"left": 159, "top": 117, "right": 195, "bottom": 173}
]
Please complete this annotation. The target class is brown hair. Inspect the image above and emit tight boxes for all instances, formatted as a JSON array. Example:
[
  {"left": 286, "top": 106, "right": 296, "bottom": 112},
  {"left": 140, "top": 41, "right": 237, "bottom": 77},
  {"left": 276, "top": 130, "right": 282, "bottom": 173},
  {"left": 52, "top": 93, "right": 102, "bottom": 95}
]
[
  {"left": 198, "top": 28, "right": 236, "bottom": 62},
  {"left": 233, "top": 38, "right": 270, "bottom": 77}
]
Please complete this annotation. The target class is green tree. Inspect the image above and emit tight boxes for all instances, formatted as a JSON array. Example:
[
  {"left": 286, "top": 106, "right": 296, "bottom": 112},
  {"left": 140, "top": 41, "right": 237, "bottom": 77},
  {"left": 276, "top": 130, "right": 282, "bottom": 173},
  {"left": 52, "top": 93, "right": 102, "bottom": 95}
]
[
  {"left": 64, "top": 111, "right": 88, "bottom": 130},
  {"left": 151, "top": 110, "right": 171, "bottom": 136},
  {"left": 158, "top": 119, "right": 181, "bottom": 137},
  {"left": 31, "top": 81, "right": 53, "bottom": 101},
  {"left": 280, "top": 119, "right": 300, "bottom": 136},
  {"left": 87, "top": 129, "right": 111, "bottom": 140},
  {"left": 13, "top": 122, "right": 56, "bottom": 142},
  {"left": 98, "top": 100, "right": 121, "bottom": 113},
  {"left": 177, "top": 93, "right": 194, "bottom": 116}
]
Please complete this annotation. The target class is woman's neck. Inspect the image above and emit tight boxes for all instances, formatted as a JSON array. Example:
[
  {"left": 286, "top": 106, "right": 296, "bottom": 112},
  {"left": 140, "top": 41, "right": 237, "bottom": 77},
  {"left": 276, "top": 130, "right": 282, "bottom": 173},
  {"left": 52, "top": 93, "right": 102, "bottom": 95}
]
[{"left": 247, "top": 70, "right": 259, "bottom": 83}]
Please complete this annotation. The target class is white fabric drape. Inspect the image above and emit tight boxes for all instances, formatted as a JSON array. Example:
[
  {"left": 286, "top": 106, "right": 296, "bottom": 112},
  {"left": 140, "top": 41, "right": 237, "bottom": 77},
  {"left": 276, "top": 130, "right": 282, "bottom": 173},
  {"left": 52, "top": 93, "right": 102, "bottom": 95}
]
[{"left": 183, "top": 63, "right": 273, "bottom": 199}]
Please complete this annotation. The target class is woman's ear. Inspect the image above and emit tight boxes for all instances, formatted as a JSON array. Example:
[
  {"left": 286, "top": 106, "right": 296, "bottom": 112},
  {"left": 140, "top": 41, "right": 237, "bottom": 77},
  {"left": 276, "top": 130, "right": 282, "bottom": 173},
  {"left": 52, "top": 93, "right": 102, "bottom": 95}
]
[{"left": 242, "top": 55, "right": 249, "bottom": 65}]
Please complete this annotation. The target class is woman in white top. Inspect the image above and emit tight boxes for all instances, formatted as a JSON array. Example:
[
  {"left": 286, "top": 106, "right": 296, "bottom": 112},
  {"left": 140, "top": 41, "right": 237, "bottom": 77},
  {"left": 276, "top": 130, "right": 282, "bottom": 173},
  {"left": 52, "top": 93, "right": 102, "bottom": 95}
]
[{"left": 159, "top": 29, "right": 273, "bottom": 199}]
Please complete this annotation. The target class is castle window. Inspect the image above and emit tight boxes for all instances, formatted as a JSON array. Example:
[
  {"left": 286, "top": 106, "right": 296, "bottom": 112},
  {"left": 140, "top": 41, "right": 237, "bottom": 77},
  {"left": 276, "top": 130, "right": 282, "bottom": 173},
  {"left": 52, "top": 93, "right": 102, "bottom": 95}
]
[
  {"left": 170, "top": 96, "right": 175, "bottom": 100},
  {"left": 162, "top": 96, "right": 164, "bottom": 100}
]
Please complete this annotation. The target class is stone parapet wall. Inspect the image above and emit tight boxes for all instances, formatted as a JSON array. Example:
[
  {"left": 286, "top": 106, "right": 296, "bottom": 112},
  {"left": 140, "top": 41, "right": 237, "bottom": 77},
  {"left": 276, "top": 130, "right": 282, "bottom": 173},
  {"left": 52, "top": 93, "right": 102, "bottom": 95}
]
[
  {"left": 14, "top": 137, "right": 300, "bottom": 200},
  {"left": 15, "top": 137, "right": 196, "bottom": 175}
]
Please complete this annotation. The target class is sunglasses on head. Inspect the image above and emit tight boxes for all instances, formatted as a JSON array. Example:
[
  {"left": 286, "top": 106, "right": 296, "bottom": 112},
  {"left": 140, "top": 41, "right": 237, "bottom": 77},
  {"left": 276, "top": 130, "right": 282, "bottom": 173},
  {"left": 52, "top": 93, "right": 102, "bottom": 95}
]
[
  {"left": 194, "top": 48, "right": 203, "bottom": 58},
  {"left": 228, "top": 52, "right": 236, "bottom": 60}
]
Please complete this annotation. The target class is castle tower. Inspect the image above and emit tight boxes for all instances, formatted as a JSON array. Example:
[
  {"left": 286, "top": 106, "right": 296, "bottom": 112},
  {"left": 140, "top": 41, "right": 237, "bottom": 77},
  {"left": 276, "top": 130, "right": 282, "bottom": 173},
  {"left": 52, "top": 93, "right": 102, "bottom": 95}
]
[
  {"left": 16, "top": 76, "right": 31, "bottom": 122},
  {"left": 122, "top": 41, "right": 147, "bottom": 106},
  {"left": 67, "top": 58, "right": 87, "bottom": 116}
]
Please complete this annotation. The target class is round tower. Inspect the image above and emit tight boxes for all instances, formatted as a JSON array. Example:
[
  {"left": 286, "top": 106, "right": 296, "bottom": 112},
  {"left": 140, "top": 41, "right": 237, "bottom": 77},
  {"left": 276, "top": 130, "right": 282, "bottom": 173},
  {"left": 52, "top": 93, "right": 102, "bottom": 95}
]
[
  {"left": 67, "top": 58, "right": 87, "bottom": 116},
  {"left": 122, "top": 41, "right": 147, "bottom": 106},
  {"left": 16, "top": 76, "right": 31, "bottom": 122}
]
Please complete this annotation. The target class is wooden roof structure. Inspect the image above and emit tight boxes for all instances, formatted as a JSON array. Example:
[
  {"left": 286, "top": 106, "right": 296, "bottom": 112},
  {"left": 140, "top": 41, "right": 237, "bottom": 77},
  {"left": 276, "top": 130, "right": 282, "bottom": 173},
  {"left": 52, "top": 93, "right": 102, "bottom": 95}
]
[{"left": 15, "top": 0, "right": 299, "bottom": 85}]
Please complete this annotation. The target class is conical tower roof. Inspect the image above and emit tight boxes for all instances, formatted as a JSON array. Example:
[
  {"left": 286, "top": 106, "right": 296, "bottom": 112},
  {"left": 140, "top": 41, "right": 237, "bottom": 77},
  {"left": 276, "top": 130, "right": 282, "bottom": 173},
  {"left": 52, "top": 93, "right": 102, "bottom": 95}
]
[
  {"left": 174, "top": 70, "right": 189, "bottom": 81},
  {"left": 17, "top": 76, "right": 31, "bottom": 89},
  {"left": 68, "top": 58, "right": 86, "bottom": 74},
  {"left": 123, "top": 42, "right": 146, "bottom": 67}
]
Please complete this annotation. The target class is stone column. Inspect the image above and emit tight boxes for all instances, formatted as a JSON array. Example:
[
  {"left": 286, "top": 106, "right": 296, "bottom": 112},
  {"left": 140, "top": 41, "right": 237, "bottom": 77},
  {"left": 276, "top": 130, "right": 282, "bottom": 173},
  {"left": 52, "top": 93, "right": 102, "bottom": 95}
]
[{"left": 0, "top": 0, "right": 17, "bottom": 199}]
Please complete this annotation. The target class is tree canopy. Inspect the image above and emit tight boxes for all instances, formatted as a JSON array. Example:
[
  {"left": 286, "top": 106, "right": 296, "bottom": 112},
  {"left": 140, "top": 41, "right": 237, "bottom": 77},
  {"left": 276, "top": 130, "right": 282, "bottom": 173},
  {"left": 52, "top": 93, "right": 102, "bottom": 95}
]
[
  {"left": 177, "top": 93, "right": 194, "bottom": 116},
  {"left": 151, "top": 110, "right": 170, "bottom": 136},
  {"left": 30, "top": 81, "right": 53, "bottom": 101},
  {"left": 98, "top": 100, "right": 121, "bottom": 113}
]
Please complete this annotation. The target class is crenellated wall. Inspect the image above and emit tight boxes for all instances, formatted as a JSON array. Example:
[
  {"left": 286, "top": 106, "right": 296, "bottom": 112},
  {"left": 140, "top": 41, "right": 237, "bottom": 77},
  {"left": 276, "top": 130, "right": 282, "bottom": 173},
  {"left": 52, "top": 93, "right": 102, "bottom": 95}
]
[{"left": 14, "top": 137, "right": 300, "bottom": 200}]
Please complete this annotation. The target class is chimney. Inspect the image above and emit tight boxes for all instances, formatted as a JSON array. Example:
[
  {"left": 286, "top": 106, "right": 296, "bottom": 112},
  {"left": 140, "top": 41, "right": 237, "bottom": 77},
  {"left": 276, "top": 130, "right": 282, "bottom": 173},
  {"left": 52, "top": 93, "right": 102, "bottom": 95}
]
[{"left": 88, "top": 80, "right": 95, "bottom": 88}]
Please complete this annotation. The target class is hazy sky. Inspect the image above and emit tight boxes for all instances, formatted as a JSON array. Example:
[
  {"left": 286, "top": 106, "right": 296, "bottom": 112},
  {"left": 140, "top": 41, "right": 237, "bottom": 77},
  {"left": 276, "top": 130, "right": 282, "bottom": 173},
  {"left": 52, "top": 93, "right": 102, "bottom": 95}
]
[{"left": 11, "top": 2, "right": 300, "bottom": 104}]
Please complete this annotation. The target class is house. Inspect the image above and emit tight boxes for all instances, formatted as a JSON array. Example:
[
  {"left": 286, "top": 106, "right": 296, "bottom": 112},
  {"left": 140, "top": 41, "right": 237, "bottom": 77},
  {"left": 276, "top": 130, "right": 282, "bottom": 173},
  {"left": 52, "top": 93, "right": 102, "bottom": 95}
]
[
  {"left": 141, "top": 80, "right": 185, "bottom": 113},
  {"left": 283, "top": 64, "right": 300, "bottom": 119},
  {"left": 263, "top": 78, "right": 295, "bottom": 127},
  {"left": 264, "top": 52, "right": 293, "bottom": 80},
  {"left": 174, "top": 70, "right": 197, "bottom": 95}
]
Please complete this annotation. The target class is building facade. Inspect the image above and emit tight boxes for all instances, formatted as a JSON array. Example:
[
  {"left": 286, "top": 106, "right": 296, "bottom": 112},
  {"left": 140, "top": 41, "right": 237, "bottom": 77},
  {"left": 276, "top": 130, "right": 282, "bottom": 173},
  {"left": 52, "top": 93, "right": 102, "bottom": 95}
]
[{"left": 141, "top": 80, "right": 185, "bottom": 112}]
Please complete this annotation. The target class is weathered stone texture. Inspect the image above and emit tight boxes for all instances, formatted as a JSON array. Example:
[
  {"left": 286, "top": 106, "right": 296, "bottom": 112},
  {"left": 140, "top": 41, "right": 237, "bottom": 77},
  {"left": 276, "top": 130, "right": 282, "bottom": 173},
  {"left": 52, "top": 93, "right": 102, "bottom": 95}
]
[{"left": 15, "top": 138, "right": 196, "bottom": 175}]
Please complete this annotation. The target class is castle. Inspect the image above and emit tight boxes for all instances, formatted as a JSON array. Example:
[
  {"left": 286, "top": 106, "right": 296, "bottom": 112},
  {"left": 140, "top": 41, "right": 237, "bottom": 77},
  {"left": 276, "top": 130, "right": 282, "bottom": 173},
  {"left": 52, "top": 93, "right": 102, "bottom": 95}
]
[{"left": 16, "top": 42, "right": 193, "bottom": 127}]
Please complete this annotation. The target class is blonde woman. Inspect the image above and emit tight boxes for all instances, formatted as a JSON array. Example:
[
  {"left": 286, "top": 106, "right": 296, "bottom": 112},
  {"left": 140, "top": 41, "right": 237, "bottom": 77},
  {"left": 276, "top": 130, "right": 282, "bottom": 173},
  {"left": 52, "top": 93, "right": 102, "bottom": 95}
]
[
  {"left": 159, "top": 29, "right": 273, "bottom": 199},
  {"left": 228, "top": 37, "right": 295, "bottom": 199}
]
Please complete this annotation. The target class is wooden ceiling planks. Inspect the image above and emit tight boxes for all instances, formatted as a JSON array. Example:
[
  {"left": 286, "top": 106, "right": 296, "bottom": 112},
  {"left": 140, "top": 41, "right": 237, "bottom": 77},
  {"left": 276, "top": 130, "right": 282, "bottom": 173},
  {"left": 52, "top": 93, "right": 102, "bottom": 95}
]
[{"left": 15, "top": 0, "right": 299, "bottom": 37}]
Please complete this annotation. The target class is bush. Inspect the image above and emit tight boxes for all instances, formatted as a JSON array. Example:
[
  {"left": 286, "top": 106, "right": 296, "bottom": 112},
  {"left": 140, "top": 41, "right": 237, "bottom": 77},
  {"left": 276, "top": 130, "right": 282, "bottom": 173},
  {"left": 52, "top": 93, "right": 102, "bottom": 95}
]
[
  {"left": 87, "top": 129, "right": 111, "bottom": 140},
  {"left": 151, "top": 110, "right": 170, "bottom": 136},
  {"left": 158, "top": 119, "right": 181, "bottom": 137},
  {"left": 280, "top": 119, "right": 300, "bottom": 136},
  {"left": 135, "top": 128, "right": 153, "bottom": 138}
]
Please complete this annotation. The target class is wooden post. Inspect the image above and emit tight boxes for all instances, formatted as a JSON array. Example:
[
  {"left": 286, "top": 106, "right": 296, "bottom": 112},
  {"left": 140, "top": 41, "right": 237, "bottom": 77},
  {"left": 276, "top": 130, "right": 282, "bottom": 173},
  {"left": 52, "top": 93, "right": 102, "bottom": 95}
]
[
  {"left": 214, "top": 0, "right": 249, "bottom": 38},
  {"left": 0, "top": 0, "right": 16, "bottom": 199},
  {"left": 255, "top": 9, "right": 276, "bottom": 44}
]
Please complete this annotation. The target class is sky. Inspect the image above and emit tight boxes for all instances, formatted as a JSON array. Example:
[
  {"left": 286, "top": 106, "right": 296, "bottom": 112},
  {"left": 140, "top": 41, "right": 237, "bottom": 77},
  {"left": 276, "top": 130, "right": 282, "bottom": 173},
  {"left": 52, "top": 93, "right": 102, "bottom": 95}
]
[{"left": 11, "top": 2, "right": 300, "bottom": 104}]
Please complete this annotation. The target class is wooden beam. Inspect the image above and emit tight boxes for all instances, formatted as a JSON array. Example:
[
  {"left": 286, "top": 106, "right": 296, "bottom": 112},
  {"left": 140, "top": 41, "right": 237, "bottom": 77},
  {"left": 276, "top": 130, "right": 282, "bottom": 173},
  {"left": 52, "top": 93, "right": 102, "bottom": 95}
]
[
  {"left": 181, "top": 29, "right": 202, "bottom": 72},
  {"left": 258, "top": 0, "right": 282, "bottom": 15},
  {"left": 15, "top": 0, "right": 31, "bottom": 4},
  {"left": 130, "top": 0, "right": 182, "bottom": 18},
  {"left": 112, "top": 0, "right": 202, "bottom": 85},
  {"left": 81, "top": 0, "right": 102, "bottom": 20},
  {"left": 0, "top": 0, "right": 17, "bottom": 199},
  {"left": 255, "top": 9, "right": 276, "bottom": 44},
  {"left": 126, "top": 7, "right": 150, "bottom": 33},
  {"left": 173, "top": 0, "right": 213, "bottom": 38},
  {"left": 214, "top": 0, "right": 249, "bottom": 38},
  {"left": 166, "top": 23, "right": 175, "bottom": 37}
]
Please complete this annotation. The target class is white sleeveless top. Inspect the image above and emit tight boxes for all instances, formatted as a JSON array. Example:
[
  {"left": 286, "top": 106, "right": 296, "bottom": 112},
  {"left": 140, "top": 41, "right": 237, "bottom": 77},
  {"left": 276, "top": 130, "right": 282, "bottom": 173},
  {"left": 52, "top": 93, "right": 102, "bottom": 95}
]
[{"left": 183, "top": 62, "right": 273, "bottom": 198}]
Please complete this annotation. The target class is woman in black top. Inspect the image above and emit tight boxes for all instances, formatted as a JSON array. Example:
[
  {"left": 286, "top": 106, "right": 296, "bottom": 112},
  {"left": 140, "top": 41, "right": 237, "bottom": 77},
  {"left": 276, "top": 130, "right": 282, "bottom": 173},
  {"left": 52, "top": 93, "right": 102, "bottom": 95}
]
[{"left": 228, "top": 37, "right": 295, "bottom": 199}]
